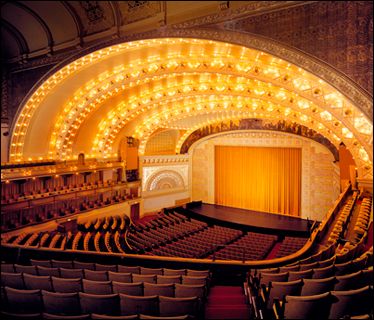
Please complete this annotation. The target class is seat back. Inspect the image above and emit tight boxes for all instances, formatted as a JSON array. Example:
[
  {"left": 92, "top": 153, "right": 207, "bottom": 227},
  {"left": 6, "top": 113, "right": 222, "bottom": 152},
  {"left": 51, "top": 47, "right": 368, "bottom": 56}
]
[
  {"left": 118, "top": 265, "right": 140, "bottom": 274},
  {"left": 175, "top": 283, "right": 206, "bottom": 299},
  {"left": 41, "top": 290, "right": 80, "bottom": 315},
  {"left": 312, "top": 264, "right": 335, "bottom": 279},
  {"left": 163, "top": 269, "right": 186, "bottom": 276},
  {"left": 42, "top": 313, "right": 91, "bottom": 319},
  {"left": 334, "top": 261, "right": 354, "bottom": 276},
  {"left": 279, "top": 265, "right": 300, "bottom": 273},
  {"left": 84, "top": 269, "right": 108, "bottom": 281},
  {"left": 301, "top": 276, "right": 337, "bottom": 296},
  {"left": 133, "top": 274, "right": 157, "bottom": 284},
  {"left": 52, "top": 276, "right": 82, "bottom": 293},
  {"left": 82, "top": 279, "right": 112, "bottom": 294},
  {"left": 186, "top": 269, "right": 210, "bottom": 277},
  {"left": 144, "top": 283, "right": 175, "bottom": 297},
  {"left": 37, "top": 266, "right": 60, "bottom": 277},
  {"left": 4, "top": 287, "right": 42, "bottom": 313},
  {"left": 73, "top": 261, "right": 95, "bottom": 270},
  {"left": 318, "top": 256, "right": 336, "bottom": 268},
  {"left": 1, "top": 263, "right": 15, "bottom": 273},
  {"left": 283, "top": 292, "right": 332, "bottom": 319},
  {"left": 30, "top": 259, "right": 52, "bottom": 268},
  {"left": 51, "top": 260, "right": 74, "bottom": 269},
  {"left": 299, "top": 261, "right": 319, "bottom": 271},
  {"left": 159, "top": 296, "right": 199, "bottom": 317},
  {"left": 288, "top": 269, "right": 314, "bottom": 281},
  {"left": 181, "top": 276, "right": 207, "bottom": 286},
  {"left": 1, "top": 272, "right": 25, "bottom": 289},
  {"left": 108, "top": 271, "right": 132, "bottom": 283},
  {"left": 334, "top": 270, "right": 363, "bottom": 291},
  {"left": 95, "top": 263, "right": 117, "bottom": 272},
  {"left": 140, "top": 267, "right": 163, "bottom": 275},
  {"left": 112, "top": 281, "right": 143, "bottom": 296},
  {"left": 14, "top": 264, "right": 37, "bottom": 275},
  {"left": 267, "top": 279, "right": 303, "bottom": 309},
  {"left": 329, "top": 286, "right": 372, "bottom": 319},
  {"left": 23, "top": 274, "right": 53, "bottom": 291},
  {"left": 157, "top": 275, "right": 181, "bottom": 285},
  {"left": 259, "top": 271, "right": 288, "bottom": 286},
  {"left": 119, "top": 294, "right": 159, "bottom": 316},
  {"left": 59, "top": 268, "right": 84, "bottom": 279},
  {"left": 79, "top": 292, "right": 120, "bottom": 315}
]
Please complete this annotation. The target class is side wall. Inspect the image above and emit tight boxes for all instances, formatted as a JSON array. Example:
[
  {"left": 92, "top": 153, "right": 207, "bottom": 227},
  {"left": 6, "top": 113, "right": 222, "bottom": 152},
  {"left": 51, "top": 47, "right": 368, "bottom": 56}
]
[{"left": 190, "top": 131, "right": 340, "bottom": 221}]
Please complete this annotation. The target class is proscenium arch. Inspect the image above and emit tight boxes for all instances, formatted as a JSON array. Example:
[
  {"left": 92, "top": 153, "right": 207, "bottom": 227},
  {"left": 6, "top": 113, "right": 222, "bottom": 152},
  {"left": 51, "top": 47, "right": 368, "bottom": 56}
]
[
  {"left": 171, "top": 118, "right": 340, "bottom": 160},
  {"left": 8, "top": 28, "right": 372, "bottom": 180}
]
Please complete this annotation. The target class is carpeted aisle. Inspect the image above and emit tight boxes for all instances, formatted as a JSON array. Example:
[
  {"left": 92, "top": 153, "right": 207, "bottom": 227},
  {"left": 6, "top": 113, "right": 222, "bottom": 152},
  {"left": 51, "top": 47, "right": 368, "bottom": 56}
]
[{"left": 205, "top": 286, "right": 250, "bottom": 319}]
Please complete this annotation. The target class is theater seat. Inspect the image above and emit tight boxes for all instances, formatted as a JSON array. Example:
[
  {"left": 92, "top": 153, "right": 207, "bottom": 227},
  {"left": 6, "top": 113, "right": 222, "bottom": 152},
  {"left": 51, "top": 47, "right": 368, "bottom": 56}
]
[
  {"left": 329, "top": 286, "right": 373, "bottom": 319},
  {"left": 144, "top": 283, "right": 175, "bottom": 297},
  {"left": 23, "top": 274, "right": 53, "bottom": 291},
  {"left": 41, "top": 290, "right": 80, "bottom": 315},
  {"left": 82, "top": 279, "right": 112, "bottom": 294},
  {"left": 1, "top": 272, "right": 25, "bottom": 289},
  {"left": 4, "top": 287, "right": 43, "bottom": 314},
  {"left": 175, "top": 283, "right": 206, "bottom": 299},
  {"left": 301, "top": 277, "right": 337, "bottom": 296},
  {"left": 112, "top": 281, "right": 143, "bottom": 296},
  {"left": 79, "top": 292, "right": 120, "bottom": 316},
  {"left": 157, "top": 275, "right": 181, "bottom": 285},
  {"left": 278, "top": 292, "right": 332, "bottom": 319},
  {"left": 108, "top": 271, "right": 132, "bottom": 283},
  {"left": 42, "top": 313, "right": 91, "bottom": 319},
  {"left": 119, "top": 294, "right": 159, "bottom": 316},
  {"left": 51, "top": 276, "right": 82, "bottom": 293},
  {"left": 91, "top": 314, "right": 138, "bottom": 319},
  {"left": 159, "top": 296, "right": 199, "bottom": 317},
  {"left": 0, "top": 311, "right": 41, "bottom": 320}
]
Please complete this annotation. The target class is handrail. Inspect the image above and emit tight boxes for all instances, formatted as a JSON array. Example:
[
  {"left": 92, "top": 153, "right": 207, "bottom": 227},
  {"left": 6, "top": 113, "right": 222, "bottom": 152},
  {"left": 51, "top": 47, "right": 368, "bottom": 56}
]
[{"left": 316, "top": 183, "right": 352, "bottom": 241}]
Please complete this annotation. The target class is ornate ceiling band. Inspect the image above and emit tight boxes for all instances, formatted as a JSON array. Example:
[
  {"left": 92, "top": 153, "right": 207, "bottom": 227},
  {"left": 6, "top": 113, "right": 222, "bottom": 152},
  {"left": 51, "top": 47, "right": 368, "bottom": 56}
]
[
  {"left": 122, "top": 28, "right": 372, "bottom": 120},
  {"left": 10, "top": 27, "right": 372, "bottom": 134},
  {"left": 7, "top": 31, "right": 372, "bottom": 180},
  {"left": 178, "top": 118, "right": 339, "bottom": 160}
]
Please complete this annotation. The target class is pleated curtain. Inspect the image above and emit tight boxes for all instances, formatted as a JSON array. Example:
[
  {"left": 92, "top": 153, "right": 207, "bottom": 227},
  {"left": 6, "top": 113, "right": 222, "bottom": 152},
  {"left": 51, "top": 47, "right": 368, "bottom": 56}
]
[{"left": 215, "top": 146, "right": 301, "bottom": 216}]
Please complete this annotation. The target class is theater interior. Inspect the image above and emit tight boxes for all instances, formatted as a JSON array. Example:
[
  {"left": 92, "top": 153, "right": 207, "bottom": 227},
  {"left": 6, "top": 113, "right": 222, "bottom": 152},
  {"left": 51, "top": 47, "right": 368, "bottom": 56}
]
[{"left": 1, "top": 1, "right": 373, "bottom": 319}]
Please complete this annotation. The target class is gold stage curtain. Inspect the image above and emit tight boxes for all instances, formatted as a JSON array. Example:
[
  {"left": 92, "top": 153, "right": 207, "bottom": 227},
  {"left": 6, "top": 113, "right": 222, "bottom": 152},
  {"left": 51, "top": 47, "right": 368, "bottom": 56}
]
[{"left": 215, "top": 146, "right": 301, "bottom": 216}]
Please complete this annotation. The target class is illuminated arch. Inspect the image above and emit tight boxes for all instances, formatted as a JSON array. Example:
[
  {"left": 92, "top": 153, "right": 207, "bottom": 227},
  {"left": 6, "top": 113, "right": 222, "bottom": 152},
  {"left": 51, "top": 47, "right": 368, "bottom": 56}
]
[{"left": 9, "top": 28, "right": 372, "bottom": 179}]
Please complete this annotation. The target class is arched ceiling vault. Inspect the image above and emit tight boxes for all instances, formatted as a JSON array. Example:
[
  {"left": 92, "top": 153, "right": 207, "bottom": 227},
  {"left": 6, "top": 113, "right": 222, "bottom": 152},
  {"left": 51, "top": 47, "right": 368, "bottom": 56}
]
[{"left": 8, "top": 34, "right": 373, "bottom": 179}]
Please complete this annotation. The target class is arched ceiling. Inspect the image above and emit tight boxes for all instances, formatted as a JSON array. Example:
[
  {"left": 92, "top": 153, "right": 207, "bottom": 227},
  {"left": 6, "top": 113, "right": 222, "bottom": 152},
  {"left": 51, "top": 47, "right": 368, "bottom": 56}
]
[{"left": 8, "top": 36, "right": 373, "bottom": 179}]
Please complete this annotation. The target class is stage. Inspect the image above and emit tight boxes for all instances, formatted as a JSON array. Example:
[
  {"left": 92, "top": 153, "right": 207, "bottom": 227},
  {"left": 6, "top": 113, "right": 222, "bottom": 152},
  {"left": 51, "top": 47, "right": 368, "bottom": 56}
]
[{"left": 186, "top": 203, "right": 311, "bottom": 235}]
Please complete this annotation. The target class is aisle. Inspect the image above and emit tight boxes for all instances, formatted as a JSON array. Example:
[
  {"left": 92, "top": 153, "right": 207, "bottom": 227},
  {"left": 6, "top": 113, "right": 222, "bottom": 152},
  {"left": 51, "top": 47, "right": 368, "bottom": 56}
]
[{"left": 205, "top": 285, "right": 250, "bottom": 319}]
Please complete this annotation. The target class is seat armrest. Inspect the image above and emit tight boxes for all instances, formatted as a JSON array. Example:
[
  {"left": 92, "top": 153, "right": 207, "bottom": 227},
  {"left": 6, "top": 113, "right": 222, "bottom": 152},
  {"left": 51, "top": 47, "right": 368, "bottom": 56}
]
[{"left": 273, "top": 298, "right": 284, "bottom": 320}]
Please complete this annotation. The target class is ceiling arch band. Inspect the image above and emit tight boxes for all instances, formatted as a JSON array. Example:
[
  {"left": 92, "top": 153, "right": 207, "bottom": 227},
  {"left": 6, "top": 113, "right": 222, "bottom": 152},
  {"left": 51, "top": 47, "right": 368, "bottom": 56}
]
[{"left": 8, "top": 33, "right": 372, "bottom": 180}]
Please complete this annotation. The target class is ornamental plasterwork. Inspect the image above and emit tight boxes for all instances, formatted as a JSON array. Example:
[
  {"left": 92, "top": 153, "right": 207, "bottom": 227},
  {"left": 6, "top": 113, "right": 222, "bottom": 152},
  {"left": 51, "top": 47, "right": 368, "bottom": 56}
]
[
  {"left": 169, "top": 1, "right": 305, "bottom": 29},
  {"left": 142, "top": 164, "right": 188, "bottom": 191},
  {"left": 148, "top": 170, "right": 185, "bottom": 191},
  {"left": 141, "top": 154, "right": 189, "bottom": 166}
]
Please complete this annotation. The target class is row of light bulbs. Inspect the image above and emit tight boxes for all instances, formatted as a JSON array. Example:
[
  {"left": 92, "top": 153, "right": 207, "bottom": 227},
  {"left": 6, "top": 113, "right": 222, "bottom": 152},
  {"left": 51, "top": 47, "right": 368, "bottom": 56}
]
[{"left": 8, "top": 38, "right": 371, "bottom": 169}]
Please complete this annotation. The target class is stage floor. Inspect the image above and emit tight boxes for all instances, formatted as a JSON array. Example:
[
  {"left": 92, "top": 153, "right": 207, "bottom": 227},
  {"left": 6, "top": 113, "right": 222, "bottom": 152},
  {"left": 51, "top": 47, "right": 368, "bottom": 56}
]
[{"left": 188, "top": 203, "right": 310, "bottom": 234}]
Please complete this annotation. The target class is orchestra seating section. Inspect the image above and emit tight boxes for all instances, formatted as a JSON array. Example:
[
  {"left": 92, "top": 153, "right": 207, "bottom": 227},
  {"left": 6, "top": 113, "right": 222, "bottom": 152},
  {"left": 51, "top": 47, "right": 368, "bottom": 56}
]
[
  {"left": 274, "top": 236, "right": 309, "bottom": 259},
  {"left": 208, "top": 232, "right": 278, "bottom": 261},
  {"left": 1, "top": 209, "right": 313, "bottom": 262},
  {"left": 1, "top": 188, "right": 372, "bottom": 319},
  {"left": 1, "top": 261, "right": 210, "bottom": 318}
]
